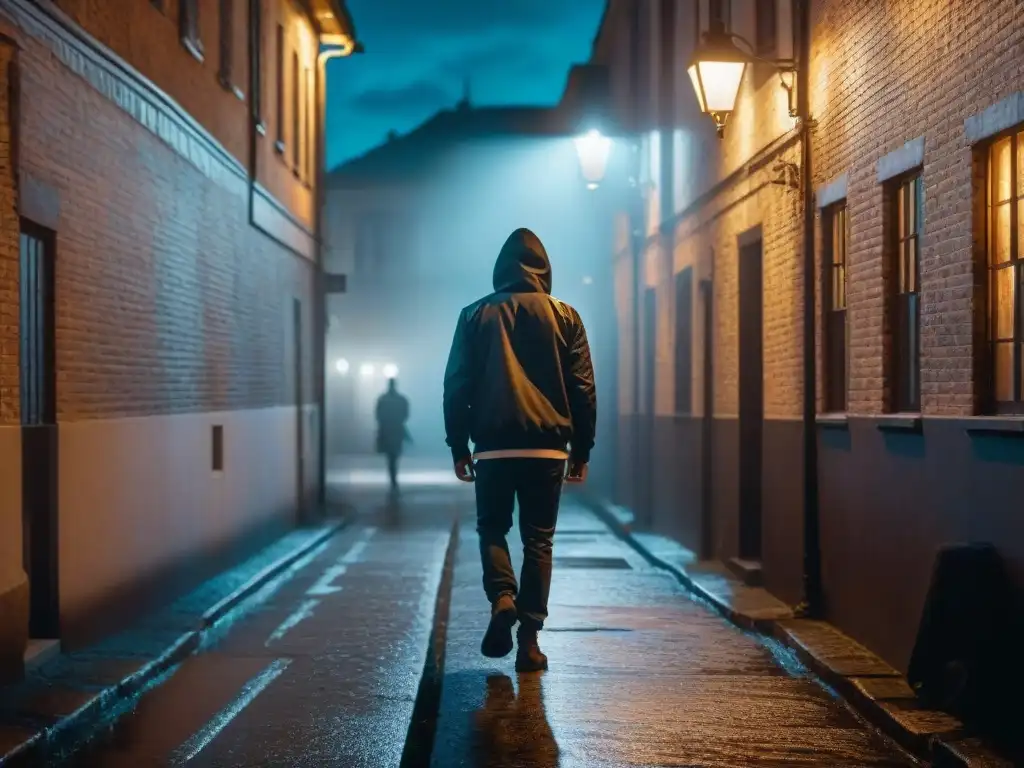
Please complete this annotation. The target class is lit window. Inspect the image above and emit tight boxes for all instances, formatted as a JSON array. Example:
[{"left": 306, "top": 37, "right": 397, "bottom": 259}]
[
  {"left": 823, "top": 203, "right": 848, "bottom": 412},
  {"left": 891, "top": 175, "right": 922, "bottom": 413},
  {"left": 988, "top": 132, "right": 1024, "bottom": 410}
]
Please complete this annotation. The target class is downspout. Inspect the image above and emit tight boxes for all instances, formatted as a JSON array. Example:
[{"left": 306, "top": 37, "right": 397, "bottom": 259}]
[
  {"left": 628, "top": 0, "right": 643, "bottom": 513},
  {"left": 796, "top": 0, "right": 824, "bottom": 617},
  {"left": 316, "top": 37, "right": 360, "bottom": 510}
]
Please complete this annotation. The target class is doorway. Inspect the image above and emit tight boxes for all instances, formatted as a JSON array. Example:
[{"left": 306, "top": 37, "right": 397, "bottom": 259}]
[
  {"left": 293, "top": 298, "right": 307, "bottom": 522},
  {"left": 20, "top": 220, "right": 59, "bottom": 639},
  {"left": 737, "top": 232, "right": 763, "bottom": 561}
]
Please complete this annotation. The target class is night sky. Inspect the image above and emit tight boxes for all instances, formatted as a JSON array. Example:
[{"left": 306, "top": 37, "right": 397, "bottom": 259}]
[{"left": 323, "top": 0, "right": 607, "bottom": 170}]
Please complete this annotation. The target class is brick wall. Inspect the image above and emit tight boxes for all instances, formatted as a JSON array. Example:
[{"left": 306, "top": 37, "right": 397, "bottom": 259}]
[
  {"left": 53, "top": 0, "right": 316, "bottom": 231},
  {"left": 12, "top": 15, "right": 316, "bottom": 420},
  {"left": 0, "top": 35, "right": 16, "bottom": 425},
  {"left": 810, "top": 0, "right": 1024, "bottom": 416}
]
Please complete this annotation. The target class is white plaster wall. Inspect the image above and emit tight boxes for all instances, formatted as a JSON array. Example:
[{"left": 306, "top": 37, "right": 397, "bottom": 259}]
[{"left": 58, "top": 405, "right": 306, "bottom": 626}]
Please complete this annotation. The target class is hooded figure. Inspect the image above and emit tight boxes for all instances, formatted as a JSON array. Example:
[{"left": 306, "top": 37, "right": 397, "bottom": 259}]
[{"left": 443, "top": 227, "right": 597, "bottom": 673}]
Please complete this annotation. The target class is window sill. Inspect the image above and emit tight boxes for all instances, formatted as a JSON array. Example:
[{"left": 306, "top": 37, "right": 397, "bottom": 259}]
[
  {"left": 181, "top": 36, "right": 204, "bottom": 63},
  {"left": 217, "top": 74, "right": 245, "bottom": 101},
  {"left": 965, "top": 416, "right": 1024, "bottom": 436},
  {"left": 876, "top": 413, "right": 922, "bottom": 432},
  {"left": 816, "top": 413, "right": 849, "bottom": 429}
]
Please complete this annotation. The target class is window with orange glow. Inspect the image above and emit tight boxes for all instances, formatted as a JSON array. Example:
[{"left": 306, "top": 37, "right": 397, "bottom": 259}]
[
  {"left": 274, "top": 24, "right": 285, "bottom": 152},
  {"left": 292, "top": 51, "right": 301, "bottom": 172},
  {"left": 988, "top": 132, "right": 1024, "bottom": 410},
  {"left": 891, "top": 175, "right": 922, "bottom": 413},
  {"left": 823, "top": 202, "right": 848, "bottom": 412}
]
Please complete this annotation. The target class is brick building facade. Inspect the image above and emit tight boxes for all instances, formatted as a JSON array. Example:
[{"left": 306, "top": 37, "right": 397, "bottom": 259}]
[
  {"left": 594, "top": 0, "right": 1024, "bottom": 675},
  {"left": 0, "top": 0, "right": 358, "bottom": 682}
]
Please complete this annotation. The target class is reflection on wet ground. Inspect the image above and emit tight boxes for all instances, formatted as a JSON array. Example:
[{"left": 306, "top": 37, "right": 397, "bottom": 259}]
[{"left": 470, "top": 674, "right": 560, "bottom": 768}]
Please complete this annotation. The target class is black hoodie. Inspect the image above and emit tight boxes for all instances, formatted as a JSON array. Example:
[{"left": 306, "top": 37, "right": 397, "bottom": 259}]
[{"left": 443, "top": 228, "right": 597, "bottom": 463}]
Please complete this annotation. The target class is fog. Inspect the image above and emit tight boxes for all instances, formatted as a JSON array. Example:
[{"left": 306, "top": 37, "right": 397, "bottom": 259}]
[{"left": 325, "top": 134, "right": 622, "bottom": 494}]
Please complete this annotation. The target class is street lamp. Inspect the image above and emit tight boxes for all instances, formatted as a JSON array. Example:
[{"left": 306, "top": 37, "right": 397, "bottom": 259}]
[
  {"left": 574, "top": 128, "right": 612, "bottom": 190},
  {"left": 687, "top": 21, "right": 797, "bottom": 137}
]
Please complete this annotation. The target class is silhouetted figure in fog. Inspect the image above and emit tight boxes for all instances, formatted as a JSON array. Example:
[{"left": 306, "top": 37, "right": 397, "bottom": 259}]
[
  {"left": 375, "top": 378, "right": 409, "bottom": 491},
  {"left": 443, "top": 227, "right": 597, "bottom": 673}
]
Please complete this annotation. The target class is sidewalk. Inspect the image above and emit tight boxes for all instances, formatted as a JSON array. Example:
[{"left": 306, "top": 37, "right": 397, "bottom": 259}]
[
  {"left": 582, "top": 495, "right": 1015, "bottom": 768},
  {"left": 429, "top": 499, "right": 916, "bottom": 767},
  {"left": 0, "top": 520, "right": 344, "bottom": 766}
]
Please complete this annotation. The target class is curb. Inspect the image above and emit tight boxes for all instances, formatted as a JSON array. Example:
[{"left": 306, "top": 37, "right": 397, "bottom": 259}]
[
  {"left": 0, "top": 519, "right": 345, "bottom": 767},
  {"left": 583, "top": 495, "right": 1014, "bottom": 768},
  {"left": 399, "top": 514, "right": 460, "bottom": 768}
]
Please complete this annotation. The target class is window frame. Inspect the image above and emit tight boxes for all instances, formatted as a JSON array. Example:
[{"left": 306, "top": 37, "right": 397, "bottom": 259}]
[
  {"left": 822, "top": 201, "right": 849, "bottom": 413},
  {"left": 274, "top": 24, "right": 285, "bottom": 154},
  {"left": 180, "top": 0, "right": 203, "bottom": 61},
  {"left": 217, "top": 0, "right": 233, "bottom": 91},
  {"left": 19, "top": 220, "right": 56, "bottom": 427},
  {"left": 305, "top": 66, "right": 314, "bottom": 183},
  {"left": 291, "top": 51, "right": 301, "bottom": 174},
  {"left": 890, "top": 173, "right": 923, "bottom": 413},
  {"left": 986, "top": 130, "right": 1024, "bottom": 413}
]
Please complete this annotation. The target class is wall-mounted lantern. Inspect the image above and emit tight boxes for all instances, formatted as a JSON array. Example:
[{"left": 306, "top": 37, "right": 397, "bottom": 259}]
[
  {"left": 574, "top": 128, "right": 613, "bottom": 190},
  {"left": 688, "top": 20, "right": 798, "bottom": 137}
]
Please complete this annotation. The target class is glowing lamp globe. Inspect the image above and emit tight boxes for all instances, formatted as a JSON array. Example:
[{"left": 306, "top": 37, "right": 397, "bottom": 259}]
[
  {"left": 687, "top": 30, "right": 748, "bottom": 137},
  {"left": 574, "top": 129, "right": 612, "bottom": 190}
]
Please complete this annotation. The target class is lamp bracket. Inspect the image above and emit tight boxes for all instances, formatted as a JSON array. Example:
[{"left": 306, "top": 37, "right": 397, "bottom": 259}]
[{"left": 770, "top": 160, "right": 800, "bottom": 190}]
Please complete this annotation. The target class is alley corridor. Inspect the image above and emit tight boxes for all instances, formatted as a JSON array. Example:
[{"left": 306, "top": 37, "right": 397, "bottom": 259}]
[{"left": 48, "top": 459, "right": 915, "bottom": 767}]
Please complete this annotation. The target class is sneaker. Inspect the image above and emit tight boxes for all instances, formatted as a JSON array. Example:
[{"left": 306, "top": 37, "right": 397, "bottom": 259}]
[
  {"left": 480, "top": 593, "right": 518, "bottom": 658},
  {"left": 515, "top": 626, "right": 548, "bottom": 672}
]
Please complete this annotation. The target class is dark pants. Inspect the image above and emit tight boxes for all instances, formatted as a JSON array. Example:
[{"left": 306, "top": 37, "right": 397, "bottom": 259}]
[{"left": 474, "top": 458, "right": 564, "bottom": 630}]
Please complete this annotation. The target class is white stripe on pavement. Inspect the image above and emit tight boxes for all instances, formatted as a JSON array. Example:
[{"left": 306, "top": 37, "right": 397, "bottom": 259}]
[
  {"left": 265, "top": 598, "right": 320, "bottom": 645},
  {"left": 170, "top": 658, "right": 292, "bottom": 764}
]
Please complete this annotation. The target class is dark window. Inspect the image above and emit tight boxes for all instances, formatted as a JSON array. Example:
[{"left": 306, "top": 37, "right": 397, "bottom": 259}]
[
  {"left": 274, "top": 24, "right": 285, "bottom": 151},
  {"left": 674, "top": 268, "right": 693, "bottom": 414},
  {"left": 988, "top": 132, "right": 1024, "bottom": 410},
  {"left": 180, "top": 0, "right": 202, "bottom": 59},
  {"left": 755, "top": 0, "right": 777, "bottom": 55},
  {"left": 19, "top": 221, "right": 56, "bottom": 426},
  {"left": 218, "top": 0, "right": 232, "bottom": 87},
  {"left": 292, "top": 52, "right": 301, "bottom": 172},
  {"left": 891, "top": 175, "right": 922, "bottom": 412},
  {"left": 708, "top": 0, "right": 730, "bottom": 30},
  {"left": 305, "top": 67, "right": 314, "bottom": 181},
  {"left": 823, "top": 203, "right": 848, "bottom": 411}
]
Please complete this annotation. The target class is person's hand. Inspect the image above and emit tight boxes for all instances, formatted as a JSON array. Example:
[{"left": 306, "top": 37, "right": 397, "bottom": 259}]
[
  {"left": 454, "top": 456, "right": 476, "bottom": 483},
  {"left": 565, "top": 460, "right": 588, "bottom": 484}
]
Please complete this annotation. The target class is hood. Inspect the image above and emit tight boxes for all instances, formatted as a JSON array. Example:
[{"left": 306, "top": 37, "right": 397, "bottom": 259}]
[{"left": 492, "top": 228, "right": 552, "bottom": 294}]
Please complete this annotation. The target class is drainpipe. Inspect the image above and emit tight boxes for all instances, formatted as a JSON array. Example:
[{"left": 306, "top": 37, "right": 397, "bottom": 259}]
[
  {"left": 628, "top": 0, "right": 644, "bottom": 516},
  {"left": 796, "top": 0, "right": 824, "bottom": 617}
]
